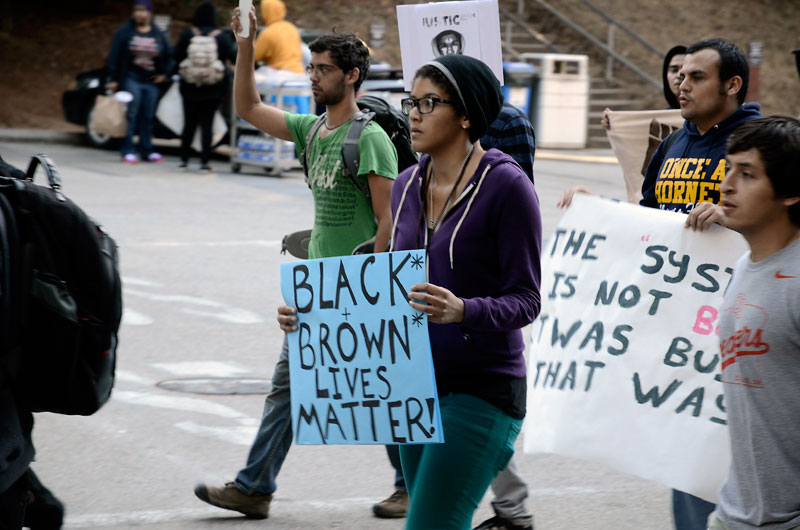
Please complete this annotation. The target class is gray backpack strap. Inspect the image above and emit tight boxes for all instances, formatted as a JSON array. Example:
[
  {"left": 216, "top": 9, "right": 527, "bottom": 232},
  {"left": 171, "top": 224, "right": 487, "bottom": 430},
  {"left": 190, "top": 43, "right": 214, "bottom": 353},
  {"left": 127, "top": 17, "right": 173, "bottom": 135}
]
[
  {"left": 341, "top": 110, "right": 375, "bottom": 203},
  {"left": 301, "top": 113, "right": 327, "bottom": 187}
]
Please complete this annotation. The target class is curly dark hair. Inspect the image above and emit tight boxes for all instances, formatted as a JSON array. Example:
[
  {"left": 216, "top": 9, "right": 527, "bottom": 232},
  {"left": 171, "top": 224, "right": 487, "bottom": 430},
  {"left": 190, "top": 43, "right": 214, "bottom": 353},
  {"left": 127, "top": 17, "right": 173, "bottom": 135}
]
[
  {"left": 412, "top": 64, "right": 467, "bottom": 118},
  {"left": 308, "top": 33, "right": 370, "bottom": 92}
]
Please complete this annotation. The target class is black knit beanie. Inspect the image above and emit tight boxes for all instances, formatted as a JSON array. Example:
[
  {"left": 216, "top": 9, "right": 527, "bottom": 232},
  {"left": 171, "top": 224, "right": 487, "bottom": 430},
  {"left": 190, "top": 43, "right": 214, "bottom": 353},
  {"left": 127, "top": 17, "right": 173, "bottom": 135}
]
[{"left": 424, "top": 55, "right": 504, "bottom": 143}]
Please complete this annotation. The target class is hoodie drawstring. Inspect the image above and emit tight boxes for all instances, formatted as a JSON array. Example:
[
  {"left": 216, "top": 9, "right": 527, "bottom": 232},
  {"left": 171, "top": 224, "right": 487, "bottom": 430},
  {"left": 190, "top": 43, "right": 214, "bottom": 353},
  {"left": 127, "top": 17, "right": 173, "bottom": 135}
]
[
  {"left": 389, "top": 166, "right": 419, "bottom": 253},
  {"left": 449, "top": 164, "right": 491, "bottom": 270}
]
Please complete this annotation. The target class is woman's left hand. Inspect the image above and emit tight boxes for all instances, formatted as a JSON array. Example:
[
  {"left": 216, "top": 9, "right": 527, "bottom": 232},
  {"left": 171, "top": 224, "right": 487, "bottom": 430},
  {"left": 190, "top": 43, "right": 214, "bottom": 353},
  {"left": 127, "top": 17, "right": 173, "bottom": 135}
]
[{"left": 408, "top": 283, "right": 465, "bottom": 324}]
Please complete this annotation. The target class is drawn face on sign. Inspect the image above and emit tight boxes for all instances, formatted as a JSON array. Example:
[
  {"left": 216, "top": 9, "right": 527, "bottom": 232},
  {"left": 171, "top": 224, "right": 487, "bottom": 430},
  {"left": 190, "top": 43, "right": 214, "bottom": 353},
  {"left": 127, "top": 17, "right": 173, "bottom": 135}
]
[{"left": 432, "top": 30, "right": 463, "bottom": 57}]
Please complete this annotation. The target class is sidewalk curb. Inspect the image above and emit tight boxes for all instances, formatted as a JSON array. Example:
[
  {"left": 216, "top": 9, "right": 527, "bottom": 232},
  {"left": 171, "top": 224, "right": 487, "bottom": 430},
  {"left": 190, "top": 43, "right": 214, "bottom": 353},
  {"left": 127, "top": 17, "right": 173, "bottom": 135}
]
[
  {"left": 0, "top": 129, "right": 622, "bottom": 165},
  {"left": 0, "top": 129, "right": 84, "bottom": 146},
  {"left": 536, "top": 152, "right": 618, "bottom": 164}
]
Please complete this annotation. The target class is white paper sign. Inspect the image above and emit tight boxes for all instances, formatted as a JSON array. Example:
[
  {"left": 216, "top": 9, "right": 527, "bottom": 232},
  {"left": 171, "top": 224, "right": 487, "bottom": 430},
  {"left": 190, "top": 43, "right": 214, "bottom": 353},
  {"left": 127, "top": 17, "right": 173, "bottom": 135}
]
[
  {"left": 397, "top": 0, "right": 503, "bottom": 90},
  {"left": 524, "top": 194, "right": 748, "bottom": 502}
]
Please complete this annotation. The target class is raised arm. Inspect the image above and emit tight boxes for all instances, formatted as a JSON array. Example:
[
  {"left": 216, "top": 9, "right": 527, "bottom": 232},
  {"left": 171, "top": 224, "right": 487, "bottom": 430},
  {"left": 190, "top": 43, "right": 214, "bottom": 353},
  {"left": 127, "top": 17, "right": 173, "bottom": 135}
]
[{"left": 231, "top": 6, "right": 292, "bottom": 141}]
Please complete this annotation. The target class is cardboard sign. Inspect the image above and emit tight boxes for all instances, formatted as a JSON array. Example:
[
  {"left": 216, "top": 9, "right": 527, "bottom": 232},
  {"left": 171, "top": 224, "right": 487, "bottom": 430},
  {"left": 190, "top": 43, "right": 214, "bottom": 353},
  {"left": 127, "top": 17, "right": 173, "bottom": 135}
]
[
  {"left": 397, "top": 0, "right": 503, "bottom": 90},
  {"left": 604, "top": 109, "right": 685, "bottom": 203},
  {"left": 280, "top": 251, "right": 443, "bottom": 445},
  {"left": 524, "top": 194, "right": 747, "bottom": 502}
]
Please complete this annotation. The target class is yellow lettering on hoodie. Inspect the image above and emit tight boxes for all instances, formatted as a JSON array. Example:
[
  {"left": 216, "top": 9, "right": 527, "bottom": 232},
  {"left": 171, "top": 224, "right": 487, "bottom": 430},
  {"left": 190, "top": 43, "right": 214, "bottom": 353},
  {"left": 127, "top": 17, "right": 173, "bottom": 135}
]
[
  {"left": 692, "top": 159, "right": 707, "bottom": 180},
  {"left": 681, "top": 158, "right": 698, "bottom": 179},
  {"left": 684, "top": 181, "right": 698, "bottom": 204},
  {"left": 710, "top": 159, "right": 727, "bottom": 181},
  {"left": 660, "top": 158, "right": 675, "bottom": 179},
  {"left": 669, "top": 159, "right": 684, "bottom": 180},
  {"left": 674, "top": 181, "right": 686, "bottom": 202},
  {"left": 661, "top": 180, "right": 674, "bottom": 203}
]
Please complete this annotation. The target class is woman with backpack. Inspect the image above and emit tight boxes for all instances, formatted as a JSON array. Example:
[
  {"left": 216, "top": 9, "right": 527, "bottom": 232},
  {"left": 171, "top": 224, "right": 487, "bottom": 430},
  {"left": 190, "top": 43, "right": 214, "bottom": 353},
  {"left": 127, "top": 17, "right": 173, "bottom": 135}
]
[
  {"left": 388, "top": 54, "right": 542, "bottom": 529},
  {"left": 173, "top": 2, "right": 237, "bottom": 172}
]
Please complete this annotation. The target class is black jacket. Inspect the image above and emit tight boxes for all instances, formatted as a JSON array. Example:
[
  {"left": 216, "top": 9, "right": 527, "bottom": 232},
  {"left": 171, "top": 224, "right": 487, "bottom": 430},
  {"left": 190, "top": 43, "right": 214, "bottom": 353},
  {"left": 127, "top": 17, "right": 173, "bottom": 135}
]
[{"left": 107, "top": 19, "right": 173, "bottom": 84}]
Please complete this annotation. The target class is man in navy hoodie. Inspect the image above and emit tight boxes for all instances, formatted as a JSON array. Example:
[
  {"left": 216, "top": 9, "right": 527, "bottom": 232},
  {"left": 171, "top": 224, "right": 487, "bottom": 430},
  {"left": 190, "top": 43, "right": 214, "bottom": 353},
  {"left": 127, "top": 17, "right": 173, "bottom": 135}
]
[
  {"left": 643, "top": 38, "right": 761, "bottom": 229},
  {"left": 642, "top": 37, "right": 761, "bottom": 530}
]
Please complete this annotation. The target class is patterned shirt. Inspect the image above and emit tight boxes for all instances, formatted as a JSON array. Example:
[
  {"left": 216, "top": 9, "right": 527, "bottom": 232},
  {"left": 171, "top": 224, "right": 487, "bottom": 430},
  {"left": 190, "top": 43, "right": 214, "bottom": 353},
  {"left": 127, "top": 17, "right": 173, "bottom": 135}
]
[{"left": 481, "top": 102, "right": 536, "bottom": 183}]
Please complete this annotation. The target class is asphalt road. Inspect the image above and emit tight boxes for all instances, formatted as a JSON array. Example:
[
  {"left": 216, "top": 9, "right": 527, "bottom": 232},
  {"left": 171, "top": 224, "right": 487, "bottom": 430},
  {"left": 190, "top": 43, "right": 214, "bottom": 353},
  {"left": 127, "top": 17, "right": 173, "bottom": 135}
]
[{"left": 0, "top": 140, "right": 671, "bottom": 529}]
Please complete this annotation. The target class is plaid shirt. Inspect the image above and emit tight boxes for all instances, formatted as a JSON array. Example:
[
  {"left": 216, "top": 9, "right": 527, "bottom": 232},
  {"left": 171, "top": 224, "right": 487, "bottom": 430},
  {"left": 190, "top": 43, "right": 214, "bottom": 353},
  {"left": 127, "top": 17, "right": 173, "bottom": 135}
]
[{"left": 480, "top": 103, "right": 536, "bottom": 183}]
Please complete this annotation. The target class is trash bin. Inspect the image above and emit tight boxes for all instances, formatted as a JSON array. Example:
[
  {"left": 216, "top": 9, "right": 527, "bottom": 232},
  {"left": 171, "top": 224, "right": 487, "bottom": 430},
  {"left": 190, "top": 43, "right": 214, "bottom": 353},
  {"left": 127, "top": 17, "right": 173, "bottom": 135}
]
[
  {"left": 522, "top": 53, "right": 589, "bottom": 148},
  {"left": 501, "top": 62, "right": 537, "bottom": 118}
]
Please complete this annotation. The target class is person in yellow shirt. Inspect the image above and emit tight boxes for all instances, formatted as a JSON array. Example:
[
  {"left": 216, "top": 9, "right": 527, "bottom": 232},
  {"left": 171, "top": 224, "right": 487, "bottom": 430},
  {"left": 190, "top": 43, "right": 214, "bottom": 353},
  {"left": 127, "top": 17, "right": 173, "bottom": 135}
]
[{"left": 255, "top": 0, "right": 303, "bottom": 73}]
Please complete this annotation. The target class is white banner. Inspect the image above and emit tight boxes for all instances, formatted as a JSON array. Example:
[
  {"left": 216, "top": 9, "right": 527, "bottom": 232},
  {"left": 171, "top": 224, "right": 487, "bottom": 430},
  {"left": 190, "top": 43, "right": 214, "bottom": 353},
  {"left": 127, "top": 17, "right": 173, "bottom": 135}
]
[
  {"left": 524, "top": 194, "right": 748, "bottom": 502},
  {"left": 397, "top": 0, "right": 503, "bottom": 90},
  {"left": 605, "top": 109, "right": 684, "bottom": 204}
]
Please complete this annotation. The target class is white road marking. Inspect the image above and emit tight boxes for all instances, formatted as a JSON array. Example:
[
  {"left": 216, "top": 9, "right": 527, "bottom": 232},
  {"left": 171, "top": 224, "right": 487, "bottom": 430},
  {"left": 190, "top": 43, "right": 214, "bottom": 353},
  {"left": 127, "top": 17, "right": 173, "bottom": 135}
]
[
  {"left": 112, "top": 391, "right": 246, "bottom": 419},
  {"left": 114, "top": 370, "right": 152, "bottom": 385},
  {"left": 125, "top": 239, "right": 282, "bottom": 248},
  {"left": 124, "top": 288, "right": 263, "bottom": 324},
  {"left": 121, "top": 308, "right": 154, "bottom": 326},
  {"left": 121, "top": 276, "right": 162, "bottom": 287},
  {"left": 151, "top": 361, "right": 252, "bottom": 377},
  {"left": 174, "top": 420, "right": 257, "bottom": 446}
]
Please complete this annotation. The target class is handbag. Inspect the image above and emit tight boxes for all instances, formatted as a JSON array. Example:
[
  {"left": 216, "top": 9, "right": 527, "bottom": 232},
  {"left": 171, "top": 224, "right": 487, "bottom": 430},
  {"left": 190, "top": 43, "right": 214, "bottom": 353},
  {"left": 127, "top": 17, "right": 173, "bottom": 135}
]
[{"left": 90, "top": 94, "right": 127, "bottom": 138}]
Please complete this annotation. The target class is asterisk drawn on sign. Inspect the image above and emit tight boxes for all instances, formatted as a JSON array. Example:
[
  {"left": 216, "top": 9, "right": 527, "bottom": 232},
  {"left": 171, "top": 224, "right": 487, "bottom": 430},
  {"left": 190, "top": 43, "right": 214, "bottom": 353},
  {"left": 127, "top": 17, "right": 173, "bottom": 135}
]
[
  {"left": 410, "top": 253, "right": 424, "bottom": 270},
  {"left": 412, "top": 312, "right": 425, "bottom": 327}
]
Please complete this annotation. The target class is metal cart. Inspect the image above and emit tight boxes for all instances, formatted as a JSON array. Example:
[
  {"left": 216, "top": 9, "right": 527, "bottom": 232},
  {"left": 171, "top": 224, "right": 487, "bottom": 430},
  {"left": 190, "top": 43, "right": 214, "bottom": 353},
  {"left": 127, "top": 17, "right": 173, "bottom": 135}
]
[{"left": 229, "top": 77, "right": 315, "bottom": 176}]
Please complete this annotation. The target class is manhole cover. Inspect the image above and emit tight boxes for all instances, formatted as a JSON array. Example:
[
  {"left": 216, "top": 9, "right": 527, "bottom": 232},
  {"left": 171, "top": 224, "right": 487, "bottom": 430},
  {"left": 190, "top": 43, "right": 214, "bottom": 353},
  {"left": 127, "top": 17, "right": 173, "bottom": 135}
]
[{"left": 157, "top": 377, "right": 272, "bottom": 395}]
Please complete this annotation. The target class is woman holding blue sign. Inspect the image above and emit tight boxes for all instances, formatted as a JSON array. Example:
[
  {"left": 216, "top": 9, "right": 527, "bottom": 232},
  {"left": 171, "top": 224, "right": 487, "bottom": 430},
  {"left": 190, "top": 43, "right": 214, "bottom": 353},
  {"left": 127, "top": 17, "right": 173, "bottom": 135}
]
[{"left": 389, "top": 55, "right": 542, "bottom": 529}]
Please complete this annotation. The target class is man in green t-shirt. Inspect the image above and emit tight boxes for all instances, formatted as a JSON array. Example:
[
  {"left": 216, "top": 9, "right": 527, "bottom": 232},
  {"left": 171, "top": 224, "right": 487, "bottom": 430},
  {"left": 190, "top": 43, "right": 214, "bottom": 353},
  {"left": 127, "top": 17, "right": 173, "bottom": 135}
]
[{"left": 194, "top": 8, "right": 398, "bottom": 520}]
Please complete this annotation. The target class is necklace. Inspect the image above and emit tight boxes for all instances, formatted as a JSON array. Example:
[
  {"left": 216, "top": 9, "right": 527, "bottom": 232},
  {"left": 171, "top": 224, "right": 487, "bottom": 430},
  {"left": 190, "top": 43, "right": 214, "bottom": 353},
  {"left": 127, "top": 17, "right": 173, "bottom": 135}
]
[
  {"left": 323, "top": 120, "right": 344, "bottom": 131},
  {"left": 427, "top": 145, "right": 475, "bottom": 230}
]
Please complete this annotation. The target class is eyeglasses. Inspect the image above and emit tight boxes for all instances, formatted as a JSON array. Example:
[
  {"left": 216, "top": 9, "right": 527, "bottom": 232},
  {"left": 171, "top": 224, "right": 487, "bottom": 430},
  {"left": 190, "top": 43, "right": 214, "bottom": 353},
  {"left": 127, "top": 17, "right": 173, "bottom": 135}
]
[
  {"left": 400, "top": 96, "right": 453, "bottom": 115},
  {"left": 305, "top": 64, "right": 340, "bottom": 77}
]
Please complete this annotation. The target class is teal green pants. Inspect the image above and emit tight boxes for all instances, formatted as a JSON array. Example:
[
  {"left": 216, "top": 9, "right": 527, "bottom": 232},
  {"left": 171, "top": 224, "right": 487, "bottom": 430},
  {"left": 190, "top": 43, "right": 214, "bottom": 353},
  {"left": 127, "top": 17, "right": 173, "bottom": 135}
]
[{"left": 399, "top": 393, "right": 523, "bottom": 530}]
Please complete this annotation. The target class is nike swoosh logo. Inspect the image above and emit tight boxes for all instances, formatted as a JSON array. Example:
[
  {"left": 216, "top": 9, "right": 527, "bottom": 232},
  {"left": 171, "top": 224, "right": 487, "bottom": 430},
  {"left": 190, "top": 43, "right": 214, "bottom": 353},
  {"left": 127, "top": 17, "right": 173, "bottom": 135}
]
[{"left": 775, "top": 270, "right": 796, "bottom": 279}]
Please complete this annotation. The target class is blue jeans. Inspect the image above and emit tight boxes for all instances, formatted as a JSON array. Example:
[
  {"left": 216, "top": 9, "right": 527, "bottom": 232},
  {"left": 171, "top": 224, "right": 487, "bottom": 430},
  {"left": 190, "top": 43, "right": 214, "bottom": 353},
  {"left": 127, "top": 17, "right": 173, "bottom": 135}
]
[
  {"left": 235, "top": 336, "right": 293, "bottom": 496},
  {"left": 400, "top": 393, "right": 522, "bottom": 530},
  {"left": 673, "top": 489, "right": 716, "bottom": 530},
  {"left": 385, "top": 444, "right": 406, "bottom": 492},
  {"left": 121, "top": 75, "right": 160, "bottom": 157}
]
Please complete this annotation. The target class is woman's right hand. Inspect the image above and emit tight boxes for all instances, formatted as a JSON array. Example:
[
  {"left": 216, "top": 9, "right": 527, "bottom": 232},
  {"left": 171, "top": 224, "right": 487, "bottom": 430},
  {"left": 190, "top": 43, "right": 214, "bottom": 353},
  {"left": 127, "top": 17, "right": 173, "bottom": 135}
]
[
  {"left": 557, "top": 186, "right": 593, "bottom": 208},
  {"left": 106, "top": 81, "right": 119, "bottom": 93},
  {"left": 277, "top": 304, "right": 298, "bottom": 333},
  {"left": 231, "top": 5, "right": 257, "bottom": 46}
]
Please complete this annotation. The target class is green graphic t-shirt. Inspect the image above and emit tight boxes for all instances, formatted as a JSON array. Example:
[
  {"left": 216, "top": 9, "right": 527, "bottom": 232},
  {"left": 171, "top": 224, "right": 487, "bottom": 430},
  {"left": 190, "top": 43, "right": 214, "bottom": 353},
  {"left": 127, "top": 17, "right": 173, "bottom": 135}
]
[{"left": 285, "top": 112, "right": 398, "bottom": 259}]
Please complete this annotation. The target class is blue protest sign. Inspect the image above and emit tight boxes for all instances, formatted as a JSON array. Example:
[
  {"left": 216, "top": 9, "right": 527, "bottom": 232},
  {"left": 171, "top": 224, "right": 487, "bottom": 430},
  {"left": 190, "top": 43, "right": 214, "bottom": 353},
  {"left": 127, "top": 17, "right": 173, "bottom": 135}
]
[{"left": 280, "top": 250, "right": 443, "bottom": 445}]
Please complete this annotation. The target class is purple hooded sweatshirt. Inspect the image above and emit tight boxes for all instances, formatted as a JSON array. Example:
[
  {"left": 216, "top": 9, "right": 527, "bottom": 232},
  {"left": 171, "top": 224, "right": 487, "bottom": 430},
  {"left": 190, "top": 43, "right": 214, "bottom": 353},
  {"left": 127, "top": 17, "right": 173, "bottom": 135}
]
[{"left": 390, "top": 148, "right": 542, "bottom": 403}]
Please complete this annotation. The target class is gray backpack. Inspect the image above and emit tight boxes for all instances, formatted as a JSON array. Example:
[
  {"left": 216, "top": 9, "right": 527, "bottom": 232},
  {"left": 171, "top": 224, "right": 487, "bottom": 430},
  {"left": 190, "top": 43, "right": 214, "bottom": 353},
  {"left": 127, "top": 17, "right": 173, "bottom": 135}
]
[{"left": 179, "top": 28, "right": 225, "bottom": 86}]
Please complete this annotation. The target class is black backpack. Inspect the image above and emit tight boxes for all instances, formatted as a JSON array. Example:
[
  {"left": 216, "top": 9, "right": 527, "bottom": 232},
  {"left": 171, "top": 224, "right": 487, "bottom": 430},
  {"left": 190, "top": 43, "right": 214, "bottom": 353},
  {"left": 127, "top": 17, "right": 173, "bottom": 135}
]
[
  {"left": 0, "top": 154, "right": 122, "bottom": 416},
  {"left": 302, "top": 94, "right": 418, "bottom": 202}
]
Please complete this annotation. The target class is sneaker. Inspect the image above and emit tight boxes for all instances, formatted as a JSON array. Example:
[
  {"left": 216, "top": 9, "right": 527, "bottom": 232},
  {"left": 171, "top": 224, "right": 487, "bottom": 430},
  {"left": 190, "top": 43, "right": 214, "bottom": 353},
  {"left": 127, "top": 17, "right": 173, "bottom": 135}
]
[
  {"left": 194, "top": 482, "right": 271, "bottom": 519},
  {"left": 146, "top": 152, "right": 164, "bottom": 163},
  {"left": 372, "top": 490, "right": 408, "bottom": 518},
  {"left": 474, "top": 515, "right": 534, "bottom": 530},
  {"left": 122, "top": 154, "right": 138, "bottom": 164},
  {"left": 199, "top": 164, "right": 214, "bottom": 174},
  {"left": 178, "top": 161, "right": 188, "bottom": 170}
]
